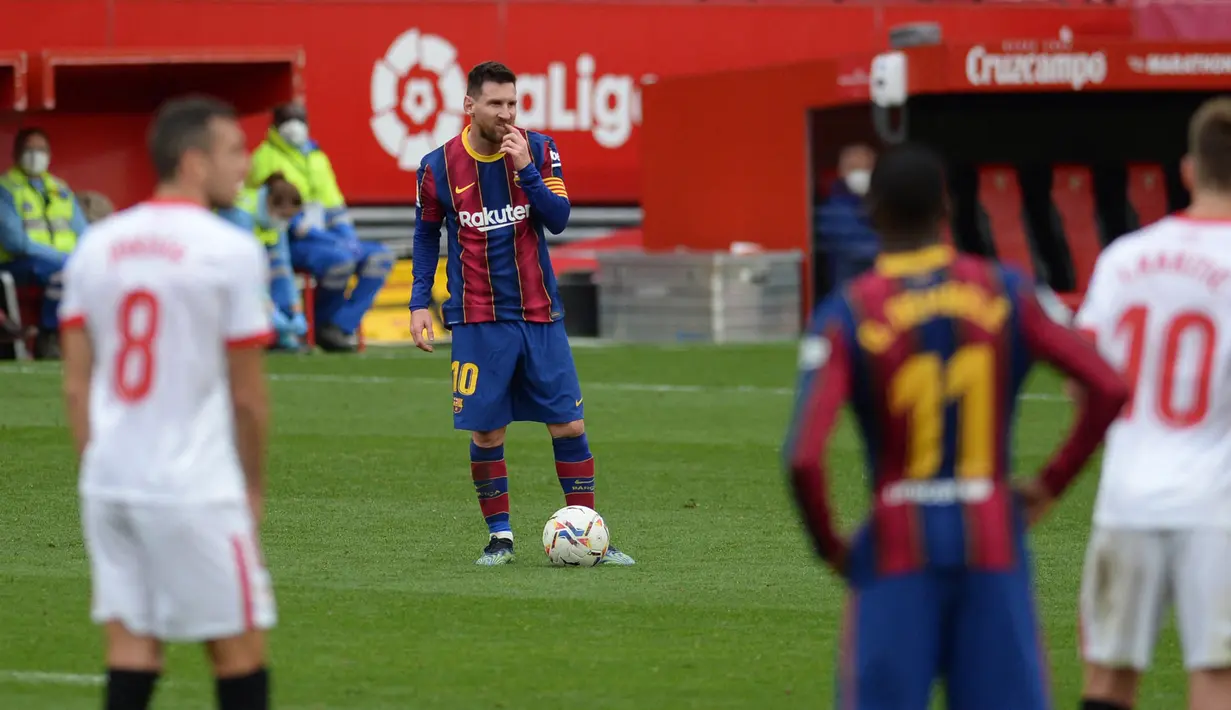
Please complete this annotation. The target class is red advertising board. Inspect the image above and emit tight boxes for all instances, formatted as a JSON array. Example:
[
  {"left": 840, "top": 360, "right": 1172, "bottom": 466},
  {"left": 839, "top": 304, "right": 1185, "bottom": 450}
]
[
  {"left": 1, "top": 0, "right": 1133, "bottom": 206},
  {"left": 911, "top": 38, "right": 1231, "bottom": 95}
]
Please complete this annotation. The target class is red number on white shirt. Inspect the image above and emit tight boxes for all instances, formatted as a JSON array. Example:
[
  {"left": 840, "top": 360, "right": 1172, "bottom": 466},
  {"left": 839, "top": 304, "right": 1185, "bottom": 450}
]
[
  {"left": 1114, "top": 305, "right": 1216, "bottom": 427},
  {"left": 114, "top": 290, "right": 160, "bottom": 403}
]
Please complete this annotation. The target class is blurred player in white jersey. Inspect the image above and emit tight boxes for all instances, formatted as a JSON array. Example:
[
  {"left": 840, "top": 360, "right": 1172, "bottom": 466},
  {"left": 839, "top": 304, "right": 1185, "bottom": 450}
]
[
  {"left": 1074, "top": 96, "right": 1231, "bottom": 710},
  {"left": 59, "top": 96, "right": 275, "bottom": 710}
]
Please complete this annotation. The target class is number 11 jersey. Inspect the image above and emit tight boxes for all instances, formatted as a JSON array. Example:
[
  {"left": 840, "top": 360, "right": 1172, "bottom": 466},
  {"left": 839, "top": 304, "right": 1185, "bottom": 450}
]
[
  {"left": 1076, "top": 214, "right": 1231, "bottom": 530},
  {"left": 59, "top": 198, "right": 273, "bottom": 505}
]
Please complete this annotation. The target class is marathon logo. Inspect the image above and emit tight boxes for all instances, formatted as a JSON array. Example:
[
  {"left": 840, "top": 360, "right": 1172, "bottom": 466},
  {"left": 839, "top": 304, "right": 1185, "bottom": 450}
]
[
  {"left": 458, "top": 204, "right": 530, "bottom": 233},
  {"left": 1130, "top": 53, "right": 1231, "bottom": 77},
  {"left": 965, "top": 46, "right": 1108, "bottom": 91}
]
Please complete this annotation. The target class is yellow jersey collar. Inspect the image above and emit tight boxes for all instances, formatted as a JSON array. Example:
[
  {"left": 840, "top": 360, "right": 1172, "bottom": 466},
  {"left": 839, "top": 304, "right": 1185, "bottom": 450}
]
[
  {"left": 462, "top": 125, "right": 505, "bottom": 163},
  {"left": 875, "top": 244, "right": 954, "bottom": 278}
]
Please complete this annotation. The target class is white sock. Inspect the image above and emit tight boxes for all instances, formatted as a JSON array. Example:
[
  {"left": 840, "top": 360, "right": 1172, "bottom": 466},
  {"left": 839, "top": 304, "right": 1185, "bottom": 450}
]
[{"left": 493, "top": 531, "right": 514, "bottom": 542}]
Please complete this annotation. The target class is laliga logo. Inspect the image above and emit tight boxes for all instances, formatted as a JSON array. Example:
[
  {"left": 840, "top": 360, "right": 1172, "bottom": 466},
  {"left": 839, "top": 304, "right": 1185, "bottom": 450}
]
[
  {"left": 370, "top": 29, "right": 468, "bottom": 171},
  {"left": 370, "top": 28, "right": 646, "bottom": 173}
]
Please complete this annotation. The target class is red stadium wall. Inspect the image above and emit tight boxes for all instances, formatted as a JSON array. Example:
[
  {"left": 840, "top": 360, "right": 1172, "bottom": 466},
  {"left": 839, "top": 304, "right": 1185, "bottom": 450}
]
[{"left": 0, "top": 0, "right": 1136, "bottom": 208}]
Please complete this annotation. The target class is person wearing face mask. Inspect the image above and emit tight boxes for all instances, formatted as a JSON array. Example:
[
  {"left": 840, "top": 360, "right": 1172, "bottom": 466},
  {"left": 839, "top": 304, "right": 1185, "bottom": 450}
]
[
  {"left": 814, "top": 143, "right": 880, "bottom": 296},
  {"left": 247, "top": 103, "right": 389, "bottom": 351},
  {"left": 218, "top": 173, "right": 310, "bottom": 351},
  {"left": 247, "top": 102, "right": 357, "bottom": 246},
  {"left": 0, "top": 127, "right": 90, "bottom": 359}
]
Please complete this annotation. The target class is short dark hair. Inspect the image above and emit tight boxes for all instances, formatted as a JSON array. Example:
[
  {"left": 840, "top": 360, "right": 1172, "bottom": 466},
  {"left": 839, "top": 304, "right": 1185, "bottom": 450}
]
[
  {"left": 12, "top": 127, "right": 47, "bottom": 160},
  {"left": 467, "top": 61, "right": 516, "bottom": 98},
  {"left": 264, "top": 172, "right": 302, "bottom": 209},
  {"left": 147, "top": 96, "right": 237, "bottom": 182},
  {"left": 272, "top": 101, "right": 306, "bottom": 126},
  {"left": 1189, "top": 96, "right": 1231, "bottom": 192},
  {"left": 867, "top": 142, "right": 948, "bottom": 237}
]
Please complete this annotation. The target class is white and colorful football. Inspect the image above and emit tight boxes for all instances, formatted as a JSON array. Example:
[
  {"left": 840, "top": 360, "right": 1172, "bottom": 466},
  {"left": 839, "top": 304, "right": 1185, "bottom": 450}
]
[{"left": 542, "top": 505, "right": 610, "bottom": 567}]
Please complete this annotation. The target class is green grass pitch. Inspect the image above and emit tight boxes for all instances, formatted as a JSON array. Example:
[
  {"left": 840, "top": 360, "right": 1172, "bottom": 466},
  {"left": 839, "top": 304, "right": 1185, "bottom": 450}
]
[{"left": 0, "top": 343, "right": 1186, "bottom": 709}]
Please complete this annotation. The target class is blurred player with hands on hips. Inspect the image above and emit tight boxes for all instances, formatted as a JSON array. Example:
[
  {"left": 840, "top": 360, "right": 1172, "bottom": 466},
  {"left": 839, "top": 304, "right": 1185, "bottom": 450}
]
[
  {"left": 1073, "top": 96, "right": 1231, "bottom": 710},
  {"left": 60, "top": 96, "right": 276, "bottom": 710},
  {"left": 410, "top": 61, "right": 635, "bottom": 566},
  {"left": 784, "top": 142, "right": 1128, "bottom": 710}
]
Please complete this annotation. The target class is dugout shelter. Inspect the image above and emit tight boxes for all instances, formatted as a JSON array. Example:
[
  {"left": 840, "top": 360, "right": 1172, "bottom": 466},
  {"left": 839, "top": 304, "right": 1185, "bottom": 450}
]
[
  {"left": 640, "top": 28, "right": 1231, "bottom": 318},
  {"left": 0, "top": 47, "right": 302, "bottom": 359}
]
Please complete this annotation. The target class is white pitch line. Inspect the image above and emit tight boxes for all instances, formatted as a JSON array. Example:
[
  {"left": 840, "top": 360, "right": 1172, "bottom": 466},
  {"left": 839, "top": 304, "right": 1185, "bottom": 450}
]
[
  {"left": 0, "top": 670, "right": 104, "bottom": 686},
  {"left": 0, "top": 365, "right": 1069, "bottom": 403}
]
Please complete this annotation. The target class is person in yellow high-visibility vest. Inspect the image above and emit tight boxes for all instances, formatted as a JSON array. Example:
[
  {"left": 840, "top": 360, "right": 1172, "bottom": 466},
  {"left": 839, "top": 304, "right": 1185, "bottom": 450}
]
[
  {"left": 248, "top": 102, "right": 354, "bottom": 239},
  {"left": 0, "top": 127, "right": 90, "bottom": 359},
  {"left": 248, "top": 103, "right": 391, "bottom": 351}
]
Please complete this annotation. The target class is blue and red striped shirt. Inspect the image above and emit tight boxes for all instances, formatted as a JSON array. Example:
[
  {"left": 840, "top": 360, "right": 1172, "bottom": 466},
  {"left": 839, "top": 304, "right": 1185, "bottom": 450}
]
[
  {"left": 785, "top": 245, "right": 1127, "bottom": 577},
  {"left": 411, "top": 125, "right": 570, "bottom": 325}
]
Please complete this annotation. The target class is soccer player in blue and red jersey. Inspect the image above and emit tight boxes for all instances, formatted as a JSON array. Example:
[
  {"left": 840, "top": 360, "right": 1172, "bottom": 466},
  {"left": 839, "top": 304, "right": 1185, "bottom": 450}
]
[
  {"left": 409, "top": 61, "right": 635, "bottom": 567},
  {"left": 785, "top": 143, "right": 1129, "bottom": 709}
]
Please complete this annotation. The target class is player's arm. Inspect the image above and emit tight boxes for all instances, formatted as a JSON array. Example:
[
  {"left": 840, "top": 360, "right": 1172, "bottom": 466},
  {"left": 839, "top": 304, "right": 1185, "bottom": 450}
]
[
  {"left": 1017, "top": 283, "right": 1129, "bottom": 505},
  {"left": 410, "top": 162, "right": 443, "bottom": 312},
  {"left": 512, "top": 133, "right": 570, "bottom": 235},
  {"left": 783, "top": 308, "right": 852, "bottom": 575},
  {"left": 225, "top": 242, "right": 275, "bottom": 524},
  {"left": 58, "top": 254, "right": 91, "bottom": 458}
]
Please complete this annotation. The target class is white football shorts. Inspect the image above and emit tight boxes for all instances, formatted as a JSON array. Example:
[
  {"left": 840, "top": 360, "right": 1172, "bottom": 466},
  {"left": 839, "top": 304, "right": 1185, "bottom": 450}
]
[
  {"left": 81, "top": 497, "right": 276, "bottom": 642},
  {"left": 1079, "top": 527, "right": 1231, "bottom": 671}
]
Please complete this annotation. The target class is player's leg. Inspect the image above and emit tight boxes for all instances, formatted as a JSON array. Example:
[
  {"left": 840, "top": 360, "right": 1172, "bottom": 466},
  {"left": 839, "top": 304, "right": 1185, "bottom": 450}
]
[
  {"left": 451, "top": 323, "right": 520, "bottom": 565},
  {"left": 1172, "top": 529, "right": 1231, "bottom": 710},
  {"left": 838, "top": 571, "right": 943, "bottom": 710},
  {"left": 328, "top": 241, "right": 393, "bottom": 336},
  {"left": 946, "top": 564, "right": 1051, "bottom": 710},
  {"left": 288, "top": 238, "right": 356, "bottom": 350},
  {"left": 1078, "top": 528, "right": 1169, "bottom": 710},
  {"left": 514, "top": 321, "right": 634, "bottom": 566},
  {"left": 134, "top": 502, "right": 275, "bottom": 710},
  {"left": 82, "top": 498, "right": 163, "bottom": 710}
]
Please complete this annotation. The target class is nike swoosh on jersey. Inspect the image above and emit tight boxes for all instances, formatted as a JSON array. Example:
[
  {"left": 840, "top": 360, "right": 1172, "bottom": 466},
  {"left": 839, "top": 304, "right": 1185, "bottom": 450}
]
[{"left": 455, "top": 182, "right": 475, "bottom": 195}]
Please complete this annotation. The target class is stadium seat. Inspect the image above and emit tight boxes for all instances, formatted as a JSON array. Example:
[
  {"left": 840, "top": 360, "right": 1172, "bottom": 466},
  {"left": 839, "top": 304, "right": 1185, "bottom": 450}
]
[
  {"left": 1128, "top": 163, "right": 1169, "bottom": 228},
  {"left": 977, "top": 166, "right": 1036, "bottom": 280},
  {"left": 1050, "top": 165, "right": 1102, "bottom": 294},
  {"left": 0, "top": 271, "right": 30, "bottom": 359},
  {"left": 295, "top": 271, "right": 366, "bottom": 353}
]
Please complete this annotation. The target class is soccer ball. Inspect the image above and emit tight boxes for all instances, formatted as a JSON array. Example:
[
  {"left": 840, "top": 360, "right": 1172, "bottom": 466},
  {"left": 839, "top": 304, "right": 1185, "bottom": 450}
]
[{"left": 542, "top": 505, "right": 610, "bottom": 567}]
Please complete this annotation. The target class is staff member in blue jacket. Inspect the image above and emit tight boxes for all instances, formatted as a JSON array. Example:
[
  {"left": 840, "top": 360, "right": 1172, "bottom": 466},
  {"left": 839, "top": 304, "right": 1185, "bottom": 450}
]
[
  {"left": 218, "top": 175, "right": 311, "bottom": 351},
  {"left": 0, "top": 128, "right": 90, "bottom": 359},
  {"left": 815, "top": 144, "right": 879, "bottom": 295}
]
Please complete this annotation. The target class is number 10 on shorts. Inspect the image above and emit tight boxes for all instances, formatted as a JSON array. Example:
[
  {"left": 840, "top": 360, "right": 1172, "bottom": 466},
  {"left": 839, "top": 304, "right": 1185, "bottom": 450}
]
[{"left": 452, "top": 361, "right": 479, "bottom": 396}]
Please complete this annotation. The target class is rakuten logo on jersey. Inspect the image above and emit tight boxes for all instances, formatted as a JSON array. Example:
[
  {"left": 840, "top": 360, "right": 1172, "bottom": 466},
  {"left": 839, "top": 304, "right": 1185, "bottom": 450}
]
[
  {"left": 459, "top": 205, "right": 530, "bottom": 233},
  {"left": 516, "top": 54, "right": 646, "bottom": 149},
  {"left": 965, "top": 46, "right": 1108, "bottom": 91}
]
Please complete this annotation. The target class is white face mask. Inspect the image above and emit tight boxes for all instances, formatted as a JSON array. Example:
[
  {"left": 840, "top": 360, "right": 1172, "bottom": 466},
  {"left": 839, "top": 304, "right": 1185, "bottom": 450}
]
[
  {"left": 277, "top": 120, "right": 309, "bottom": 148},
  {"left": 844, "top": 169, "right": 871, "bottom": 196},
  {"left": 20, "top": 150, "right": 50, "bottom": 175}
]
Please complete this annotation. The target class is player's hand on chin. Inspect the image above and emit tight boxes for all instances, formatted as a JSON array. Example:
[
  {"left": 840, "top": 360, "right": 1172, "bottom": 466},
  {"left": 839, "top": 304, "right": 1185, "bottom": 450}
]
[
  {"left": 500, "top": 127, "right": 532, "bottom": 171},
  {"left": 410, "top": 309, "right": 435, "bottom": 353}
]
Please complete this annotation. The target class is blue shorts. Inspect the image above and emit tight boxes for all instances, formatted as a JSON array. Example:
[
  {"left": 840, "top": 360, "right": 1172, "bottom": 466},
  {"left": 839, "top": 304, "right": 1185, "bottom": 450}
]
[
  {"left": 449, "top": 320, "right": 583, "bottom": 432},
  {"left": 836, "top": 563, "right": 1051, "bottom": 710}
]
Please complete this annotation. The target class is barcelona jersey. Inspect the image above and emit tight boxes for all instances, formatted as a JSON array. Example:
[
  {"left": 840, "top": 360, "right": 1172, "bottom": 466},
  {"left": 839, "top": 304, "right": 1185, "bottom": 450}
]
[
  {"left": 785, "top": 245, "right": 1126, "bottom": 577},
  {"left": 783, "top": 245, "right": 1128, "bottom": 710},
  {"left": 411, "top": 125, "right": 570, "bottom": 325}
]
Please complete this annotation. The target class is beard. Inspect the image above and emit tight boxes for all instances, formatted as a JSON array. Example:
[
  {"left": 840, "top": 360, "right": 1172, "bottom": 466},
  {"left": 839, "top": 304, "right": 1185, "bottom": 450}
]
[{"left": 477, "top": 123, "right": 508, "bottom": 145}]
